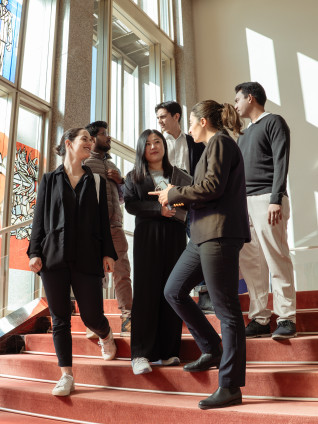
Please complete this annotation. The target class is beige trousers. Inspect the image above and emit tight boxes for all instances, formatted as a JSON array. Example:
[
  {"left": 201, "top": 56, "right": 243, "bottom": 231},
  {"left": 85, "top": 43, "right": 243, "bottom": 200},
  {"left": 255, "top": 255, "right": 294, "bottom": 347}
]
[
  {"left": 239, "top": 194, "right": 296, "bottom": 325},
  {"left": 110, "top": 226, "right": 132, "bottom": 313}
]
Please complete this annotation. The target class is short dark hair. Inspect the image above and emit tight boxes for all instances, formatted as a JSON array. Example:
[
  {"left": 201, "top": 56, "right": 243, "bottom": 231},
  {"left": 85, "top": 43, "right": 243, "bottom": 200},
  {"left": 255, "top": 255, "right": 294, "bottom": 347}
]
[
  {"left": 131, "top": 129, "right": 173, "bottom": 184},
  {"left": 55, "top": 127, "right": 84, "bottom": 159},
  {"left": 155, "top": 101, "right": 182, "bottom": 122},
  {"left": 85, "top": 121, "right": 108, "bottom": 137},
  {"left": 235, "top": 82, "right": 267, "bottom": 107}
]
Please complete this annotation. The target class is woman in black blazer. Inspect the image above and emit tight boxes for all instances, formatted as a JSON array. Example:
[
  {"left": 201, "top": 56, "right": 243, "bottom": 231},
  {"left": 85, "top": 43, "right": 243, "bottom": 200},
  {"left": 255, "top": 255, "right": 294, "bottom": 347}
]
[
  {"left": 28, "top": 128, "right": 118, "bottom": 397},
  {"left": 124, "top": 129, "right": 186, "bottom": 375},
  {"left": 151, "top": 101, "right": 251, "bottom": 409}
]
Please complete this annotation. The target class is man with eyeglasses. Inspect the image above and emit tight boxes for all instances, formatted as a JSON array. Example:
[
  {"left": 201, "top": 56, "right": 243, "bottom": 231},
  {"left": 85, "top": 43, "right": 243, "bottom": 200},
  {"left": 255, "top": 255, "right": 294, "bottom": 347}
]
[{"left": 84, "top": 121, "right": 132, "bottom": 337}]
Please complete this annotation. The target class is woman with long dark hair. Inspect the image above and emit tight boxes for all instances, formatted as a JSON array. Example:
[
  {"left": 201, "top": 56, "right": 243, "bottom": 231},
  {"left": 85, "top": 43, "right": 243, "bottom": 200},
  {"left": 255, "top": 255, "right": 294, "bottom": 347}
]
[
  {"left": 124, "top": 129, "right": 186, "bottom": 375},
  {"left": 150, "top": 101, "right": 250, "bottom": 409},
  {"left": 28, "top": 128, "right": 118, "bottom": 396}
]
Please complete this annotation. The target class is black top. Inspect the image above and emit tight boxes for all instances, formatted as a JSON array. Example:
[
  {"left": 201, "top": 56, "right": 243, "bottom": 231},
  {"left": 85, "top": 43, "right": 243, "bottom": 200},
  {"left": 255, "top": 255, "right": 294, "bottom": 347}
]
[
  {"left": 186, "top": 134, "right": 206, "bottom": 176},
  {"left": 27, "top": 164, "right": 117, "bottom": 276},
  {"left": 237, "top": 113, "right": 290, "bottom": 205}
]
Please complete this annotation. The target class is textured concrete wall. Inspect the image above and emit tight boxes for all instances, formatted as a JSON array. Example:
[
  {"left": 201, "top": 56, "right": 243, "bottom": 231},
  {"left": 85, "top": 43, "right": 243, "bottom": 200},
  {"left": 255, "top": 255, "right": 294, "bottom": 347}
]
[{"left": 50, "top": 0, "right": 94, "bottom": 170}]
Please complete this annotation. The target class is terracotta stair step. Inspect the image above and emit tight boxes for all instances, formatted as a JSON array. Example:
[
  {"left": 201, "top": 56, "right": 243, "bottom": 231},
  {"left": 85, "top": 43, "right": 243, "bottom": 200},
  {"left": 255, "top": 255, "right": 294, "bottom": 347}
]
[
  {"left": 88, "top": 291, "right": 318, "bottom": 314},
  {"left": 0, "top": 377, "right": 318, "bottom": 424},
  {"left": 0, "top": 411, "right": 73, "bottom": 424},
  {"left": 23, "top": 333, "right": 318, "bottom": 363},
  {"left": 68, "top": 309, "right": 318, "bottom": 335},
  {"left": 1, "top": 354, "right": 318, "bottom": 399}
]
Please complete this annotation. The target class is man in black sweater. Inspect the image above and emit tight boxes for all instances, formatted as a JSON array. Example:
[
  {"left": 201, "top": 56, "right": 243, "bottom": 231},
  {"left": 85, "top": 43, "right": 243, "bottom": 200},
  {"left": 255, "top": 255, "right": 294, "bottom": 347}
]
[{"left": 234, "top": 82, "right": 296, "bottom": 340}]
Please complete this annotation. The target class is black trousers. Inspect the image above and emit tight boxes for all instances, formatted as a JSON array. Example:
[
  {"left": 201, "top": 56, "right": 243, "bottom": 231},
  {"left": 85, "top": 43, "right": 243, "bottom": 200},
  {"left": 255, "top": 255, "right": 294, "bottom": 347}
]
[
  {"left": 41, "top": 266, "right": 110, "bottom": 367},
  {"left": 164, "top": 238, "right": 246, "bottom": 388},
  {"left": 131, "top": 219, "right": 186, "bottom": 361}
]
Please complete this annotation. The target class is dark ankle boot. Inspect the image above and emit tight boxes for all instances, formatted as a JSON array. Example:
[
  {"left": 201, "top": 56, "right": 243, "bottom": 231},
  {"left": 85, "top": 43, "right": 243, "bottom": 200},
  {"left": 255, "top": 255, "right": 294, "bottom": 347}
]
[
  {"left": 183, "top": 346, "right": 223, "bottom": 372},
  {"left": 199, "top": 387, "right": 242, "bottom": 409}
]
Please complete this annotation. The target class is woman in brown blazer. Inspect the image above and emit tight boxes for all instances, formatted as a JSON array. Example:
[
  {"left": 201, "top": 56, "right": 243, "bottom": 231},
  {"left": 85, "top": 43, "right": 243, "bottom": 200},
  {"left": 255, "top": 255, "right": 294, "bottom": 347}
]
[{"left": 150, "top": 100, "right": 251, "bottom": 410}]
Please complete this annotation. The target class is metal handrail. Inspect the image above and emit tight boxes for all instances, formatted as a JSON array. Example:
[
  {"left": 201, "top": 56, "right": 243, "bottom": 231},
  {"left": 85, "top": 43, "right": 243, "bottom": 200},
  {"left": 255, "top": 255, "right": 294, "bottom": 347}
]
[{"left": 0, "top": 219, "right": 33, "bottom": 236}]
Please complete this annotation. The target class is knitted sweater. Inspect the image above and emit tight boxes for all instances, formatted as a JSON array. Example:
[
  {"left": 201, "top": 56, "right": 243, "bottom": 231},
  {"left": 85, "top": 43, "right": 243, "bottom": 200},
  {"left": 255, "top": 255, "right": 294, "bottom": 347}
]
[
  {"left": 84, "top": 152, "right": 123, "bottom": 227},
  {"left": 237, "top": 113, "right": 290, "bottom": 205}
]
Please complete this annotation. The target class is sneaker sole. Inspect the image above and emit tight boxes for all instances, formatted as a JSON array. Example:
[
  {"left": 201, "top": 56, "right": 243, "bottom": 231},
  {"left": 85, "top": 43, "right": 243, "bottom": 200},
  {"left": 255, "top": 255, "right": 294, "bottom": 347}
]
[
  {"left": 52, "top": 385, "right": 75, "bottom": 396},
  {"left": 198, "top": 397, "right": 242, "bottom": 410},
  {"left": 272, "top": 332, "right": 297, "bottom": 340},
  {"left": 246, "top": 333, "right": 271, "bottom": 339},
  {"left": 132, "top": 367, "right": 152, "bottom": 375}
]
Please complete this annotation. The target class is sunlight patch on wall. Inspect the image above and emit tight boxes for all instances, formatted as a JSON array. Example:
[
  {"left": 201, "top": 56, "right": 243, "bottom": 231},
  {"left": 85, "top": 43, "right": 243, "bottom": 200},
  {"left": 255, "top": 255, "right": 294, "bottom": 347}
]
[
  {"left": 297, "top": 53, "right": 318, "bottom": 128},
  {"left": 245, "top": 28, "right": 281, "bottom": 106}
]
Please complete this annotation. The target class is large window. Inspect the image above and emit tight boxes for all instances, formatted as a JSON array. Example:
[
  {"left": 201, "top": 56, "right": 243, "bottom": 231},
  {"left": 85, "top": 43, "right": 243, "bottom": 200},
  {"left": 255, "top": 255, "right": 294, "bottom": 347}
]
[
  {"left": 0, "top": 0, "right": 22, "bottom": 83},
  {"left": 90, "top": 0, "right": 176, "bottom": 298},
  {"left": 0, "top": 0, "right": 56, "bottom": 315}
]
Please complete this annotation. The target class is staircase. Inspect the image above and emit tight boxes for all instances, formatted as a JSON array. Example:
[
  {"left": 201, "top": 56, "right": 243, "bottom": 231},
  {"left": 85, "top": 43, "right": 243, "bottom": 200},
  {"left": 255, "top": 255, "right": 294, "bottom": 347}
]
[{"left": 1, "top": 291, "right": 318, "bottom": 424}]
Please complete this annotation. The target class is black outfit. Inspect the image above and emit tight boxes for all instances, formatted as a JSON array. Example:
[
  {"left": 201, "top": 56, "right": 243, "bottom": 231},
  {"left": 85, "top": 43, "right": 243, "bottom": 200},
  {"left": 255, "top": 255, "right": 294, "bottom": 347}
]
[
  {"left": 27, "top": 165, "right": 117, "bottom": 367},
  {"left": 124, "top": 171, "right": 186, "bottom": 361},
  {"left": 164, "top": 130, "right": 250, "bottom": 388},
  {"left": 237, "top": 114, "right": 290, "bottom": 204},
  {"left": 186, "top": 134, "right": 205, "bottom": 177}
]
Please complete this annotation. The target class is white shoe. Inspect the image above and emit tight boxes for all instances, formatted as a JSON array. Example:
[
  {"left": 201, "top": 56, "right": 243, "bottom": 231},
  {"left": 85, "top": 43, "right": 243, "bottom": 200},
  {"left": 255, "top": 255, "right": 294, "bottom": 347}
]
[
  {"left": 161, "top": 357, "right": 180, "bottom": 366},
  {"left": 52, "top": 374, "right": 75, "bottom": 396},
  {"left": 132, "top": 357, "right": 152, "bottom": 375},
  {"left": 86, "top": 327, "right": 98, "bottom": 339},
  {"left": 98, "top": 329, "right": 117, "bottom": 360}
]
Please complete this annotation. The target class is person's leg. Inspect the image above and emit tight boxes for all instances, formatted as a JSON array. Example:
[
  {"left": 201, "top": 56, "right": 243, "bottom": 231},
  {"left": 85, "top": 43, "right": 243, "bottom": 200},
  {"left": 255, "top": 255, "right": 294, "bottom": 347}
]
[
  {"left": 111, "top": 226, "right": 132, "bottom": 312},
  {"left": 164, "top": 240, "right": 221, "bottom": 355},
  {"left": 199, "top": 238, "right": 246, "bottom": 389},
  {"left": 156, "top": 222, "right": 185, "bottom": 361},
  {"left": 251, "top": 194, "right": 296, "bottom": 324},
  {"left": 71, "top": 270, "right": 110, "bottom": 339},
  {"left": 71, "top": 268, "right": 116, "bottom": 360},
  {"left": 239, "top": 197, "right": 271, "bottom": 325},
  {"left": 130, "top": 222, "right": 165, "bottom": 362},
  {"left": 40, "top": 268, "right": 73, "bottom": 368},
  {"left": 40, "top": 268, "right": 75, "bottom": 396}
]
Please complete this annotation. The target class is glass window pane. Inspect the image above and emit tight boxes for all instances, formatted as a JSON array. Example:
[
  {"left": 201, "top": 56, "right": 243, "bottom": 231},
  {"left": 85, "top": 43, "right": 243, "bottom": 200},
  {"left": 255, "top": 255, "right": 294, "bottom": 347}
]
[
  {"left": 160, "top": 0, "right": 170, "bottom": 35},
  {"left": 0, "top": 0, "right": 23, "bottom": 83},
  {"left": 111, "top": 53, "right": 122, "bottom": 141},
  {"left": 123, "top": 63, "right": 138, "bottom": 149},
  {"left": 112, "top": 16, "right": 150, "bottom": 147},
  {"left": 7, "top": 106, "right": 42, "bottom": 311},
  {"left": 21, "top": 0, "right": 56, "bottom": 101},
  {"left": 140, "top": 0, "right": 158, "bottom": 24},
  {"left": 0, "top": 89, "right": 11, "bottom": 230},
  {"left": 90, "top": 0, "right": 98, "bottom": 121}
]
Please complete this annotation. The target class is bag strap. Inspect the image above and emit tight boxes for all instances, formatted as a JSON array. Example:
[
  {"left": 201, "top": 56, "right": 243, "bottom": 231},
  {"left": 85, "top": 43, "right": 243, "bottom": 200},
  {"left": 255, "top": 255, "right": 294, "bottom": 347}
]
[{"left": 93, "top": 173, "right": 100, "bottom": 203}]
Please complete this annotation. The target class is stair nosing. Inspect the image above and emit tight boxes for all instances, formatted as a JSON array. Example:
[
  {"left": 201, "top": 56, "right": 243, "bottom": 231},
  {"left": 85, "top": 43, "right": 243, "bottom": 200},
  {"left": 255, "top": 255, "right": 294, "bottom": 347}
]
[{"left": 1, "top": 373, "right": 318, "bottom": 402}]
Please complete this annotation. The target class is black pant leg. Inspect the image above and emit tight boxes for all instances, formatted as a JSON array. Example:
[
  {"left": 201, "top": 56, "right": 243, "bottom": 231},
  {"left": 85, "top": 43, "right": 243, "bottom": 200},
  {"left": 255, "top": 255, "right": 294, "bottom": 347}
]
[
  {"left": 70, "top": 268, "right": 110, "bottom": 339},
  {"left": 164, "top": 240, "right": 222, "bottom": 355},
  {"left": 131, "top": 222, "right": 164, "bottom": 360},
  {"left": 199, "top": 238, "right": 246, "bottom": 388},
  {"left": 40, "top": 268, "right": 73, "bottom": 367}
]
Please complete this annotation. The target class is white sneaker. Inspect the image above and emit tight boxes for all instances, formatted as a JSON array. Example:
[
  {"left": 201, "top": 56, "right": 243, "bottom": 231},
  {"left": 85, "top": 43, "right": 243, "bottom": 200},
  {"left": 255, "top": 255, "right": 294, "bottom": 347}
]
[
  {"left": 161, "top": 357, "right": 180, "bottom": 366},
  {"left": 52, "top": 374, "right": 75, "bottom": 396},
  {"left": 132, "top": 357, "right": 152, "bottom": 375},
  {"left": 98, "top": 329, "right": 117, "bottom": 360},
  {"left": 86, "top": 327, "right": 98, "bottom": 339}
]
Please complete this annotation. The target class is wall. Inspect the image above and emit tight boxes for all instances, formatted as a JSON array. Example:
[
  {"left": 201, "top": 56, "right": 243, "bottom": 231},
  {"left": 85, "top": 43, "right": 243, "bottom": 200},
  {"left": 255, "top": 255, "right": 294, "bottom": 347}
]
[{"left": 191, "top": 0, "right": 318, "bottom": 290}]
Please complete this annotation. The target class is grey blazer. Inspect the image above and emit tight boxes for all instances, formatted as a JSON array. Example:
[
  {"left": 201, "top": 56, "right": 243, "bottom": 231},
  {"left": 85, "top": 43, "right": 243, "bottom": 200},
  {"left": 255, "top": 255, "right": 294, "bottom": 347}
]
[{"left": 168, "top": 130, "right": 251, "bottom": 245}]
